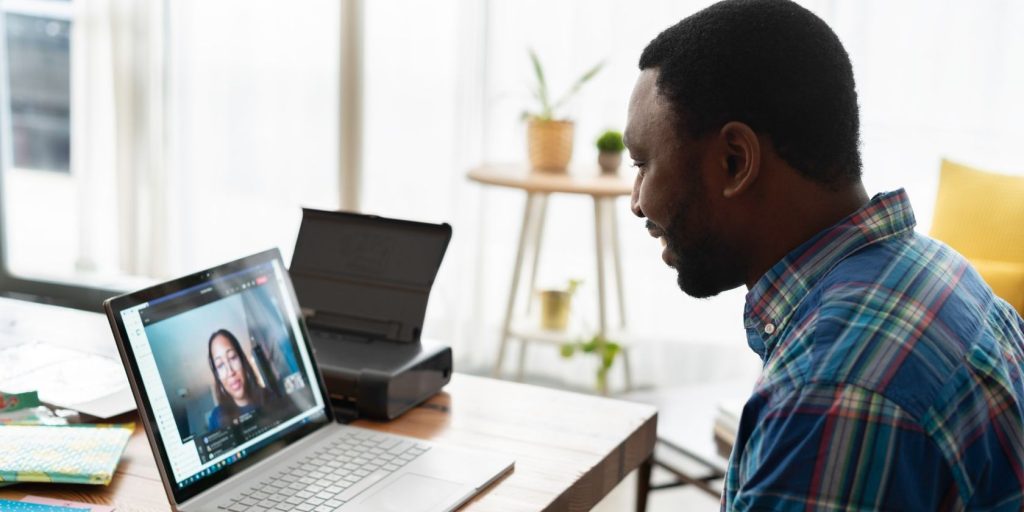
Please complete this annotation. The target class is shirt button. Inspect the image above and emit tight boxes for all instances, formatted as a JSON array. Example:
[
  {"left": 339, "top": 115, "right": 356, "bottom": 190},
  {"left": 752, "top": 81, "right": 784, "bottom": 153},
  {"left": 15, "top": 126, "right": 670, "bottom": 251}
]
[{"left": 763, "top": 323, "right": 776, "bottom": 335}]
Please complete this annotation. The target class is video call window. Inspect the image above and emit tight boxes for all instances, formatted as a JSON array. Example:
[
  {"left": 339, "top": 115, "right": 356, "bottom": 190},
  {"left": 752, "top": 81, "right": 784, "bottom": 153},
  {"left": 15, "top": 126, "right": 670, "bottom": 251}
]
[{"left": 142, "top": 266, "right": 316, "bottom": 462}]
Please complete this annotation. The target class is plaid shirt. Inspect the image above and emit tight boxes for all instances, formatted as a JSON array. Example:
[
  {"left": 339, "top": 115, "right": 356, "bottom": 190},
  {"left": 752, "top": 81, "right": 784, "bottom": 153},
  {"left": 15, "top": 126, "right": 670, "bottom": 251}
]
[{"left": 723, "top": 190, "right": 1024, "bottom": 511}]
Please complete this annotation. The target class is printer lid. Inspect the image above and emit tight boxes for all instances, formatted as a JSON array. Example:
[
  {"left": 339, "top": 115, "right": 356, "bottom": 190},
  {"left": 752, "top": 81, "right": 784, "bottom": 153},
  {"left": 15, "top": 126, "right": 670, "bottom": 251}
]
[{"left": 290, "top": 209, "right": 451, "bottom": 343}]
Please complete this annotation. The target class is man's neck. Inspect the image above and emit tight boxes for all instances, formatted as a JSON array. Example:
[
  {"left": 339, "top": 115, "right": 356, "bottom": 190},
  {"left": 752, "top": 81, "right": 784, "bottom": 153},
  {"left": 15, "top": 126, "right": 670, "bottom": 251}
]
[{"left": 744, "top": 181, "right": 869, "bottom": 289}]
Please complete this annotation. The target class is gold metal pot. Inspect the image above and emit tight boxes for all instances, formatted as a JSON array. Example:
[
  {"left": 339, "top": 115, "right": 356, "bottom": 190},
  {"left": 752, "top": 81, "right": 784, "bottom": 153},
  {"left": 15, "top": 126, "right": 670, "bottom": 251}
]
[{"left": 539, "top": 289, "right": 572, "bottom": 330}]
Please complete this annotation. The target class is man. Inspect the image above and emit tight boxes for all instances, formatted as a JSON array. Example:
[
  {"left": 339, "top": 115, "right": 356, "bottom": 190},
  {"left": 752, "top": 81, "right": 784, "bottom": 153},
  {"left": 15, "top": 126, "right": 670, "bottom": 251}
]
[{"left": 625, "top": 0, "right": 1024, "bottom": 510}]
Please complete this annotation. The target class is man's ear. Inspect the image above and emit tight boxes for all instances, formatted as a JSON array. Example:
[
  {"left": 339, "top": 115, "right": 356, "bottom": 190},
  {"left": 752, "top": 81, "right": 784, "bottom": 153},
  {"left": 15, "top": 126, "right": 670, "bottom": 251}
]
[{"left": 719, "top": 121, "right": 761, "bottom": 198}]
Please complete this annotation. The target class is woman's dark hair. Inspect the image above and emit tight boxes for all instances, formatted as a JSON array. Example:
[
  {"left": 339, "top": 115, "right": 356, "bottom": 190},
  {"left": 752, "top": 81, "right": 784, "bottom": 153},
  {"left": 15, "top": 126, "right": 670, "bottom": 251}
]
[
  {"left": 639, "top": 0, "right": 862, "bottom": 189},
  {"left": 207, "top": 328, "right": 266, "bottom": 427}
]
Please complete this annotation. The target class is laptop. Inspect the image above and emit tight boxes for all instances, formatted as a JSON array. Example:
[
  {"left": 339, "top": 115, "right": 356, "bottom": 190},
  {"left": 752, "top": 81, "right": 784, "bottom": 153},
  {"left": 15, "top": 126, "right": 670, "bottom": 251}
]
[{"left": 104, "top": 248, "right": 513, "bottom": 512}]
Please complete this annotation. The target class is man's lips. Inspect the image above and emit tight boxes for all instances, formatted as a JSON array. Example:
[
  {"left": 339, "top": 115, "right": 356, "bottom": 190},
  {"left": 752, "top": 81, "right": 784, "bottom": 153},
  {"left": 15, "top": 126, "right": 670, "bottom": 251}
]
[
  {"left": 645, "top": 221, "right": 674, "bottom": 265},
  {"left": 227, "top": 378, "right": 242, "bottom": 391},
  {"left": 645, "top": 222, "right": 669, "bottom": 247}
]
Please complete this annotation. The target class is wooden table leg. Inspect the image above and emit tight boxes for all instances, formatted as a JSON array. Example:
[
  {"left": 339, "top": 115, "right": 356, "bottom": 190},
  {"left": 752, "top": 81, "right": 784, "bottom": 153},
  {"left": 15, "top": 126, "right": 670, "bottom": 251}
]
[
  {"left": 596, "top": 196, "right": 634, "bottom": 392},
  {"left": 524, "top": 194, "right": 549, "bottom": 315},
  {"left": 636, "top": 455, "right": 653, "bottom": 512},
  {"left": 607, "top": 197, "right": 627, "bottom": 329},
  {"left": 495, "top": 192, "right": 539, "bottom": 378},
  {"left": 593, "top": 198, "right": 608, "bottom": 337}
]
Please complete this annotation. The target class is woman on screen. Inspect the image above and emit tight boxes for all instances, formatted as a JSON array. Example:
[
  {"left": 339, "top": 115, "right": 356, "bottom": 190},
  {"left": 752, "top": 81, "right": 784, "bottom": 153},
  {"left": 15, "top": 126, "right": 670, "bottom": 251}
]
[{"left": 206, "top": 328, "right": 272, "bottom": 430}]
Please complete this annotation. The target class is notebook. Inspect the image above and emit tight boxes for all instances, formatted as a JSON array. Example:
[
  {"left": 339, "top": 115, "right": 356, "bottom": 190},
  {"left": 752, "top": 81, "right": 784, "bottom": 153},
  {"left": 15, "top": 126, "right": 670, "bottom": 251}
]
[
  {"left": 0, "top": 500, "right": 86, "bottom": 511},
  {"left": 0, "top": 423, "right": 133, "bottom": 485}
]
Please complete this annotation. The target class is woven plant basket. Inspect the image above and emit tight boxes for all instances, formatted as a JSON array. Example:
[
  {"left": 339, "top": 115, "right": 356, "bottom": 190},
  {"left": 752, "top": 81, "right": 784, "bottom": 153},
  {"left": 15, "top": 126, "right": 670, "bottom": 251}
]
[{"left": 527, "top": 119, "right": 574, "bottom": 173}]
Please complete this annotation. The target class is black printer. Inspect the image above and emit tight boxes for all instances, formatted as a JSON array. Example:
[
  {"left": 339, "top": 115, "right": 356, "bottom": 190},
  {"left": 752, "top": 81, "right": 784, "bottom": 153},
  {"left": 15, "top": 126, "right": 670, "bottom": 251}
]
[{"left": 289, "top": 209, "right": 453, "bottom": 421}]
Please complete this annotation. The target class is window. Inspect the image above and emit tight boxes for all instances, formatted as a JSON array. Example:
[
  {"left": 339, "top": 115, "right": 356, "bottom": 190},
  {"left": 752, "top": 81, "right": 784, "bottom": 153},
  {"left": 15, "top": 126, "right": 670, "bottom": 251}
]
[
  {"left": 0, "top": 0, "right": 104, "bottom": 309},
  {"left": 4, "top": 6, "right": 71, "bottom": 173},
  {"left": 0, "top": 0, "right": 344, "bottom": 311}
]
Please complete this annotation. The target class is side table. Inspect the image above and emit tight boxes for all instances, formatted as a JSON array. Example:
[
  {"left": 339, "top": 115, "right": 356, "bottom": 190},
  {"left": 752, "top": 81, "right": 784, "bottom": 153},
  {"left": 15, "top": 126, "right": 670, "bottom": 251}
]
[{"left": 467, "top": 163, "right": 635, "bottom": 392}]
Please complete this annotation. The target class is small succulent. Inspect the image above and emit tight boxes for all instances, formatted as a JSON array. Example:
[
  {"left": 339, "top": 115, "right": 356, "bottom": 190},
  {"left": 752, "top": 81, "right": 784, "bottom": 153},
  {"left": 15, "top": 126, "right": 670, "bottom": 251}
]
[{"left": 596, "top": 130, "right": 625, "bottom": 153}]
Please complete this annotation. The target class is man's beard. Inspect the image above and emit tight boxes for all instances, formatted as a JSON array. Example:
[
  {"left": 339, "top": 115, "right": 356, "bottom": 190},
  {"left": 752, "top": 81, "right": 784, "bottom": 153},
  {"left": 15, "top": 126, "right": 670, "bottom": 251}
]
[
  {"left": 663, "top": 222, "right": 737, "bottom": 299},
  {"left": 661, "top": 194, "right": 744, "bottom": 299}
]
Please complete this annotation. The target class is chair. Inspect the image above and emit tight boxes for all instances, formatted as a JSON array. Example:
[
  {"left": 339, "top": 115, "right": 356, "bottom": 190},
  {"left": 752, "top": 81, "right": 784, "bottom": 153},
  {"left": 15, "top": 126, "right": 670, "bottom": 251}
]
[{"left": 929, "top": 159, "right": 1024, "bottom": 315}]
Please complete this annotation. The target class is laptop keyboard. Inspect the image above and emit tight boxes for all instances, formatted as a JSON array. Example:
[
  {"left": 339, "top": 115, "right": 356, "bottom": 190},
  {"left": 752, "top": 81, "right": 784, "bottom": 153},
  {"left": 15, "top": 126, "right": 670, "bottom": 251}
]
[{"left": 217, "top": 430, "right": 430, "bottom": 512}]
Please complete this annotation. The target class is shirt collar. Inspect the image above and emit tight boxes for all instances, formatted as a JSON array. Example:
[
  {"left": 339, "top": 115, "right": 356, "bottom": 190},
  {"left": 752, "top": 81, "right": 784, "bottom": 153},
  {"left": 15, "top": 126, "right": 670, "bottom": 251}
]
[{"left": 743, "top": 189, "right": 917, "bottom": 360}]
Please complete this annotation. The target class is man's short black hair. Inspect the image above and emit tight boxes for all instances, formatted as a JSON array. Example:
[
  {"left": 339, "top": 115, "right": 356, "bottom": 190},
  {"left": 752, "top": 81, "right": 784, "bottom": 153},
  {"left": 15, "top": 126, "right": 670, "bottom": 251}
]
[{"left": 639, "top": 0, "right": 862, "bottom": 188}]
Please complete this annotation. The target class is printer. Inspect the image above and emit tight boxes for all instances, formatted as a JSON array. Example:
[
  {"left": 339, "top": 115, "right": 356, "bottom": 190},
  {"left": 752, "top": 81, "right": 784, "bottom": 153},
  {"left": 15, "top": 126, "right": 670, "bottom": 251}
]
[{"left": 289, "top": 209, "right": 453, "bottom": 421}]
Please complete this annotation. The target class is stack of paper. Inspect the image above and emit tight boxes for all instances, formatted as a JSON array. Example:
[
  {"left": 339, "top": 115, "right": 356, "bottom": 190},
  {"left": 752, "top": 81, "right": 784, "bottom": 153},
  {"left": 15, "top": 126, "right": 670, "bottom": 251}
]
[{"left": 0, "top": 297, "right": 135, "bottom": 418}]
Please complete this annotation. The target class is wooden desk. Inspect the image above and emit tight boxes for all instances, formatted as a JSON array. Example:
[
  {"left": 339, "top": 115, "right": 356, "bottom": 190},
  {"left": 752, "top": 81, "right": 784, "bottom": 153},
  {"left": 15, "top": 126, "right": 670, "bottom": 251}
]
[
  {"left": 0, "top": 374, "right": 657, "bottom": 512},
  {"left": 468, "top": 164, "right": 636, "bottom": 392}
]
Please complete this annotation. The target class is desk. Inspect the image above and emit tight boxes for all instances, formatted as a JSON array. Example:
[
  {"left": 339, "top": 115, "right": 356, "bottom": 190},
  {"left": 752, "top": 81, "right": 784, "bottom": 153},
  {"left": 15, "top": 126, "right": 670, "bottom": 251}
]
[
  {"left": 467, "top": 164, "right": 635, "bottom": 391},
  {"left": 0, "top": 374, "right": 657, "bottom": 511}
]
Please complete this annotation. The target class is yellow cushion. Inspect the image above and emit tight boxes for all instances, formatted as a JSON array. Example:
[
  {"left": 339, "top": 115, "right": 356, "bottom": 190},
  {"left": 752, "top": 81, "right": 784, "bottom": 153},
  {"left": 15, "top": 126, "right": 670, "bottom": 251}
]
[
  {"left": 930, "top": 159, "right": 1024, "bottom": 262},
  {"left": 930, "top": 160, "right": 1024, "bottom": 315},
  {"left": 970, "top": 259, "right": 1024, "bottom": 316}
]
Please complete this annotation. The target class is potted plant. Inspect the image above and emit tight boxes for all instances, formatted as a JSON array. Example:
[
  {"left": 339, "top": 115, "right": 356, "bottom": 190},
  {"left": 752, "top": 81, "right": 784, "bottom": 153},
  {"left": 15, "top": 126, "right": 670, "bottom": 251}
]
[
  {"left": 596, "top": 130, "right": 625, "bottom": 174},
  {"left": 560, "top": 334, "right": 622, "bottom": 395},
  {"left": 523, "top": 49, "right": 604, "bottom": 173}
]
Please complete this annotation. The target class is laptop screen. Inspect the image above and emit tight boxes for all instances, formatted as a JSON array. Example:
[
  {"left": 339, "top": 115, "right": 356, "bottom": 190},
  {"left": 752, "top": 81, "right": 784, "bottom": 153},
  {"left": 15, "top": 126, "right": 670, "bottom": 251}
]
[{"left": 110, "top": 250, "right": 330, "bottom": 500}]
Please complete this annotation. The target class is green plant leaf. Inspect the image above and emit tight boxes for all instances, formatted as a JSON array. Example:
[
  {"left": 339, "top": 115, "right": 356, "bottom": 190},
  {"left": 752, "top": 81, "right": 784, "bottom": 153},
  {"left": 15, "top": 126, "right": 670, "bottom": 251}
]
[
  {"left": 559, "top": 343, "right": 575, "bottom": 358},
  {"left": 601, "top": 342, "right": 620, "bottom": 369},
  {"left": 560, "top": 333, "right": 620, "bottom": 393},
  {"left": 566, "top": 278, "right": 582, "bottom": 296},
  {"left": 528, "top": 48, "right": 551, "bottom": 119},
  {"left": 550, "top": 59, "right": 605, "bottom": 114}
]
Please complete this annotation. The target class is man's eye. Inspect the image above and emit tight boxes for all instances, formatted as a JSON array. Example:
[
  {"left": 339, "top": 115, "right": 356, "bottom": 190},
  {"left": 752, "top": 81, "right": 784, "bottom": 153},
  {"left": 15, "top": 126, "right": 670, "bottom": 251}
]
[{"left": 632, "top": 161, "right": 648, "bottom": 174}]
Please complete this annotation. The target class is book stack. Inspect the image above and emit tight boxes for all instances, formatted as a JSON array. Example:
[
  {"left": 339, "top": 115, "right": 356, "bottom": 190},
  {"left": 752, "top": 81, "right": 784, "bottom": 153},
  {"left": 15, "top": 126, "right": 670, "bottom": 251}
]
[{"left": 713, "top": 399, "right": 743, "bottom": 459}]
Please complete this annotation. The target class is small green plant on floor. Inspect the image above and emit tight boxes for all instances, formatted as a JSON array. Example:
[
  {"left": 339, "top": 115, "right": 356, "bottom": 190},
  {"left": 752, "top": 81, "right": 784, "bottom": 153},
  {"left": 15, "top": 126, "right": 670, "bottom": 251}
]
[{"left": 560, "top": 334, "right": 621, "bottom": 395}]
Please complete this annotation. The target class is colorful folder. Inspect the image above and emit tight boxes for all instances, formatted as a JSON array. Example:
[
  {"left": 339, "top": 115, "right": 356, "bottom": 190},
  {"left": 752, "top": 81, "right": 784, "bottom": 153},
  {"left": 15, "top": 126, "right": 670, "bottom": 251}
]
[{"left": 0, "top": 423, "right": 133, "bottom": 486}]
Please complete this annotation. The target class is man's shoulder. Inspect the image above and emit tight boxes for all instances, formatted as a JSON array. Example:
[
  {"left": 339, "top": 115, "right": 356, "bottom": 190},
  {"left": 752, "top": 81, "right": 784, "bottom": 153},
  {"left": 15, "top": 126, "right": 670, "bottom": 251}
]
[
  {"left": 792, "top": 231, "right": 1013, "bottom": 413},
  {"left": 813, "top": 230, "right": 993, "bottom": 347},
  {"left": 752, "top": 227, "right": 1024, "bottom": 507}
]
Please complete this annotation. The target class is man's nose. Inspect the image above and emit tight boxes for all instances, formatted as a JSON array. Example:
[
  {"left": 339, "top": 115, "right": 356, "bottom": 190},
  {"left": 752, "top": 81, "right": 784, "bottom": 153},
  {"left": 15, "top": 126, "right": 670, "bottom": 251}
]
[{"left": 630, "top": 172, "right": 645, "bottom": 218}]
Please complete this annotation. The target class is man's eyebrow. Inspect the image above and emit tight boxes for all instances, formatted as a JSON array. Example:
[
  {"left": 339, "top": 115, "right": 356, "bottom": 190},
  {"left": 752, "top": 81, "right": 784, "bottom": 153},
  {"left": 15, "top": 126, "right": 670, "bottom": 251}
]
[{"left": 622, "top": 130, "right": 631, "bottom": 148}]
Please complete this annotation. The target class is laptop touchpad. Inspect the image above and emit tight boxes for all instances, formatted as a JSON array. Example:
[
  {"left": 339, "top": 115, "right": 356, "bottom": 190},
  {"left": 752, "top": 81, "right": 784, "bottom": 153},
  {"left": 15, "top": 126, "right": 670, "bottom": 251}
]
[{"left": 357, "top": 473, "right": 467, "bottom": 512}]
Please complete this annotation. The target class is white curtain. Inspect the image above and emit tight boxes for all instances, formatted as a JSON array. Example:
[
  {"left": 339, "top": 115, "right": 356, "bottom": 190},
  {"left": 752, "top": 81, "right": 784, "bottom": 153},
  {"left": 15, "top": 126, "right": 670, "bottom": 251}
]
[
  {"left": 71, "top": 0, "right": 165, "bottom": 278},
  {"left": 360, "top": 0, "right": 1024, "bottom": 391},
  {"left": 71, "top": 0, "right": 342, "bottom": 280},
  {"left": 828, "top": 0, "right": 1024, "bottom": 231},
  {"left": 162, "top": 0, "right": 341, "bottom": 274}
]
